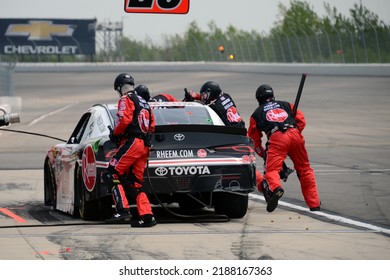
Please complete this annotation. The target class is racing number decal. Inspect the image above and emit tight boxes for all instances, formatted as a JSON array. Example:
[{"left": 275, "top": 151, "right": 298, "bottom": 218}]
[
  {"left": 124, "top": 0, "right": 190, "bottom": 14},
  {"left": 82, "top": 145, "right": 97, "bottom": 192}
]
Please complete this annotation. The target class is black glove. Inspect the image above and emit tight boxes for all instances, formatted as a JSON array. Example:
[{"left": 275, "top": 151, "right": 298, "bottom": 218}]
[
  {"left": 280, "top": 162, "right": 294, "bottom": 182},
  {"left": 108, "top": 125, "right": 120, "bottom": 146},
  {"left": 183, "top": 88, "right": 194, "bottom": 101}
]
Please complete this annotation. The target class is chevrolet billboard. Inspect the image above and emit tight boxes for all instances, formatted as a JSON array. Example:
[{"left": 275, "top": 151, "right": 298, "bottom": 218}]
[{"left": 0, "top": 18, "right": 96, "bottom": 55}]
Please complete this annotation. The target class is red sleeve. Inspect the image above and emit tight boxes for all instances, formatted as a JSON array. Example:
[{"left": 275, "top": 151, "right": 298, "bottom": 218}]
[
  {"left": 290, "top": 104, "right": 306, "bottom": 132},
  {"left": 114, "top": 96, "right": 135, "bottom": 136},
  {"left": 247, "top": 116, "right": 265, "bottom": 158}
]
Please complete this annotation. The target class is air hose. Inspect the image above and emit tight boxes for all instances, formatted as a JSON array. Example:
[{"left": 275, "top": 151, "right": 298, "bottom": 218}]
[
  {"left": 0, "top": 127, "right": 230, "bottom": 223},
  {"left": 0, "top": 128, "right": 67, "bottom": 142}
]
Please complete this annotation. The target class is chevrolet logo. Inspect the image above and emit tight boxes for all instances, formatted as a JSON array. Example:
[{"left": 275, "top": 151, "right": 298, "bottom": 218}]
[{"left": 5, "top": 20, "right": 74, "bottom": 41}]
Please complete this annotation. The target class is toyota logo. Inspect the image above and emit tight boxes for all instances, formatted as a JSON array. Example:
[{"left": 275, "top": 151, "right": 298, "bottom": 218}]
[
  {"left": 174, "top": 133, "right": 185, "bottom": 141},
  {"left": 155, "top": 167, "right": 168, "bottom": 176}
]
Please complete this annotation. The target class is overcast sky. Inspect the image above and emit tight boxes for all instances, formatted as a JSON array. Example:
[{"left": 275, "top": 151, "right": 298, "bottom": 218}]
[{"left": 1, "top": 0, "right": 389, "bottom": 44}]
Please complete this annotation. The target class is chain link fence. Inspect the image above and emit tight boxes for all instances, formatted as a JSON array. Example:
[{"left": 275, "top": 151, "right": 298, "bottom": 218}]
[{"left": 142, "top": 27, "right": 390, "bottom": 63}]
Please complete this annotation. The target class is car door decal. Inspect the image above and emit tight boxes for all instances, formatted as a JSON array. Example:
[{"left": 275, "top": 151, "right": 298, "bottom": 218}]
[{"left": 82, "top": 144, "right": 97, "bottom": 191}]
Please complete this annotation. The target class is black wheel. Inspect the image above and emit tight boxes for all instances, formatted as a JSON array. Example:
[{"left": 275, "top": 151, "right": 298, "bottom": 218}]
[
  {"left": 44, "top": 160, "right": 56, "bottom": 209},
  {"left": 76, "top": 166, "right": 100, "bottom": 221},
  {"left": 213, "top": 192, "right": 249, "bottom": 218}
]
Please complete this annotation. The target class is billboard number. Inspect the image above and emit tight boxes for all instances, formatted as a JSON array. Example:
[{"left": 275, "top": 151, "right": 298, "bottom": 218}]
[{"left": 124, "top": 0, "right": 190, "bottom": 14}]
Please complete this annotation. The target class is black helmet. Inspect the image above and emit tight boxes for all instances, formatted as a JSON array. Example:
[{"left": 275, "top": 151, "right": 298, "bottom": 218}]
[
  {"left": 135, "top": 84, "right": 150, "bottom": 101},
  {"left": 114, "top": 73, "right": 135, "bottom": 92},
  {"left": 199, "top": 81, "right": 222, "bottom": 104},
  {"left": 255, "top": 84, "right": 274, "bottom": 104}
]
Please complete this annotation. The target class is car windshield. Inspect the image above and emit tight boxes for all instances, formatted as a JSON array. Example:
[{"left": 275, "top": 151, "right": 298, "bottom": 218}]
[
  {"left": 152, "top": 105, "right": 214, "bottom": 125},
  {"left": 109, "top": 103, "right": 221, "bottom": 125}
]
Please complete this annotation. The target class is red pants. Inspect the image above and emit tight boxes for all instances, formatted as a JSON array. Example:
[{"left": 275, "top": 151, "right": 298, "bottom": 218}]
[
  {"left": 264, "top": 128, "right": 320, "bottom": 208},
  {"left": 109, "top": 138, "right": 153, "bottom": 217}
]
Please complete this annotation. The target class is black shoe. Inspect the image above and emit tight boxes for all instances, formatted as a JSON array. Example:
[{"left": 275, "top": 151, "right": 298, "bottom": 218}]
[
  {"left": 131, "top": 214, "right": 157, "bottom": 228},
  {"left": 280, "top": 167, "right": 294, "bottom": 182},
  {"left": 261, "top": 180, "right": 272, "bottom": 203},
  {"left": 266, "top": 187, "right": 284, "bottom": 213},
  {"left": 310, "top": 200, "right": 321, "bottom": 211},
  {"left": 105, "top": 210, "right": 132, "bottom": 224}
]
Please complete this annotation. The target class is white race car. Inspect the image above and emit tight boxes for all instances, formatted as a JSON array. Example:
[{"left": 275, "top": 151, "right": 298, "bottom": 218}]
[{"left": 44, "top": 102, "right": 257, "bottom": 220}]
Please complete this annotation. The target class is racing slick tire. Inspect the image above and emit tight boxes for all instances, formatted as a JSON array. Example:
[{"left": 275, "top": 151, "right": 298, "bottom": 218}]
[
  {"left": 76, "top": 166, "right": 100, "bottom": 221},
  {"left": 44, "top": 159, "right": 57, "bottom": 210},
  {"left": 213, "top": 192, "right": 249, "bottom": 219}
]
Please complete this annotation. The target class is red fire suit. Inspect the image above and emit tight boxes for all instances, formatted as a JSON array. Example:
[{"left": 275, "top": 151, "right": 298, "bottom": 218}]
[
  {"left": 248, "top": 100, "right": 320, "bottom": 209},
  {"left": 108, "top": 91, "right": 155, "bottom": 217}
]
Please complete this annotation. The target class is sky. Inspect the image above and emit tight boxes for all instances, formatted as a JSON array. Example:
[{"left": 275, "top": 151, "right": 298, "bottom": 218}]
[{"left": 1, "top": 0, "right": 389, "bottom": 45}]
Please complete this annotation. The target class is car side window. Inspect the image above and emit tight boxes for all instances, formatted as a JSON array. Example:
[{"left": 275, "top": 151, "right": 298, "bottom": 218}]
[{"left": 68, "top": 113, "right": 91, "bottom": 144}]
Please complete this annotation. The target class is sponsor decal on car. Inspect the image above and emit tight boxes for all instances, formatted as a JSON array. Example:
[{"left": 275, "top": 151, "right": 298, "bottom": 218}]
[
  {"left": 149, "top": 157, "right": 253, "bottom": 167},
  {"left": 82, "top": 144, "right": 97, "bottom": 192},
  {"left": 197, "top": 149, "right": 207, "bottom": 158},
  {"left": 242, "top": 154, "right": 256, "bottom": 163},
  {"left": 173, "top": 133, "right": 185, "bottom": 141},
  {"left": 156, "top": 149, "right": 194, "bottom": 158},
  {"left": 155, "top": 166, "right": 210, "bottom": 176}
]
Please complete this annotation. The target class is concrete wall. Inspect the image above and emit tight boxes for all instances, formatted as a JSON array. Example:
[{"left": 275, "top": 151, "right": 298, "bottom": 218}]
[{"left": 14, "top": 62, "right": 390, "bottom": 76}]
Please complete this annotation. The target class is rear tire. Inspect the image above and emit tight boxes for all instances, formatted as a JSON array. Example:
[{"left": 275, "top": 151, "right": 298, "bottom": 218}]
[
  {"left": 76, "top": 166, "right": 100, "bottom": 221},
  {"left": 44, "top": 160, "right": 56, "bottom": 209},
  {"left": 213, "top": 192, "right": 249, "bottom": 218}
]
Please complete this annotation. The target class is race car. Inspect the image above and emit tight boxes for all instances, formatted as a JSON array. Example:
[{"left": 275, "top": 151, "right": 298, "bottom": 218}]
[{"left": 44, "top": 101, "right": 257, "bottom": 221}]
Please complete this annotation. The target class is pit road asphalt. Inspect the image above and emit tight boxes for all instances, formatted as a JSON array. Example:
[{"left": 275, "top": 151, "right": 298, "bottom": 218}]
[{"left": 0, "top": 69, "right": 389, "bottom": 261}]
